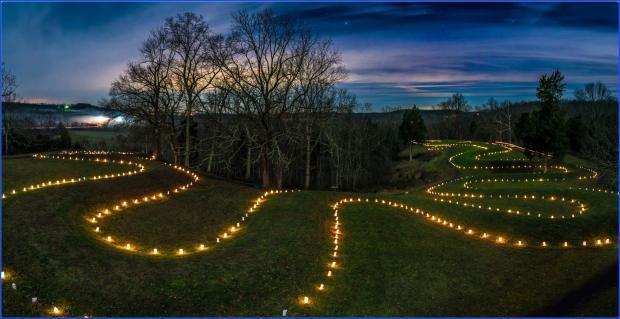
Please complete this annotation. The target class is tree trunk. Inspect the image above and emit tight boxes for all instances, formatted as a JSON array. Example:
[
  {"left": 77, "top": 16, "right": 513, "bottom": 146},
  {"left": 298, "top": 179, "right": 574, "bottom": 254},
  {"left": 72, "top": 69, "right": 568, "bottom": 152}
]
[
  {"left": 260, "top": 149, "right": 270, "bottom": 188},
  {"left": 305, "top": 136, "right": 311, "bottom": 189},
  {"left": 184, "top": 111, "right": 191, "bottom": 167},
  {"left": 152, "top": 128, "right": 161, "bottom": 159},
  {"left": 4, "top": 127, "right": 8, "bottom": 155},
  {"left": 245, "top": 145, "right": 252, "bottom": 179},
  {"left": 276, "top": 163, "right": 283, "bottom": 189},
  {"left": 409, "top": 143, "right": 413, "bottom": 161},
  {"left": 207, "top": 140, "right": 215, "bottom": 173},
  {"left": 169, "top": 138, "right": 178, "bottom": 165}
]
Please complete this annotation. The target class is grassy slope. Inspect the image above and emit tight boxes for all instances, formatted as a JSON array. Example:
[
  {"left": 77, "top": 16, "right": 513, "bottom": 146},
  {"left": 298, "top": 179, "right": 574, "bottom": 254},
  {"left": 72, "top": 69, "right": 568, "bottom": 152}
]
[
  {"left": 2, "top": 143, "right": 617, "bottom": 316},
  {"left": 68, "top": 130, "right": 125, "bottom": 147},
  {"left": 2, "top": 157, "right": 128, "bottom": 192}
]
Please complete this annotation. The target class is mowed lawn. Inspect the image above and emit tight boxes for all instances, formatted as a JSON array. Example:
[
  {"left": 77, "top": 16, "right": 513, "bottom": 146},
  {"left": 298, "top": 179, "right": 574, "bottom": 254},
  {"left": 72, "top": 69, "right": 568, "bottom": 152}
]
[
  {"left": 2, "top": 156, "right": 130, "bottom": 192},
  {"left": 2, "top": 146, "right": 618, "bottom": 316}
]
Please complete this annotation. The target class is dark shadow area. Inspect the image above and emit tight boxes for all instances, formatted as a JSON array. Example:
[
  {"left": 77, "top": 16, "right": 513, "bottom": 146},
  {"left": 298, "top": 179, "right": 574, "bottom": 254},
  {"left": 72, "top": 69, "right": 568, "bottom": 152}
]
[{"left": 531, "top": 261, "right": 618, "bottom": 317}]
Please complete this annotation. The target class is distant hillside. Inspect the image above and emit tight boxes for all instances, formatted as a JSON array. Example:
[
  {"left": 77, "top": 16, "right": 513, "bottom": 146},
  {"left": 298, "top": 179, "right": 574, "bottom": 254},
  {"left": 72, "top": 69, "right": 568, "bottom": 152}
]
[
  {"left": 2, "top": 102, "right": 109, "bottom": 114},
  {"left": 2, "top": 102, "right": 123, "bottom": 128}
]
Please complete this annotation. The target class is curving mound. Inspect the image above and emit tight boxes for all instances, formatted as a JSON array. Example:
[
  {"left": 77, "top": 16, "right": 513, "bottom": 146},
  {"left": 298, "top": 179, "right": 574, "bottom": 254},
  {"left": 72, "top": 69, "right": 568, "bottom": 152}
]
[
  {"left": 296, "top": 141, "right": 617, "bottom": 309},
  {"left": 2, "top": 143, "right": 617, "bottom": 316}
]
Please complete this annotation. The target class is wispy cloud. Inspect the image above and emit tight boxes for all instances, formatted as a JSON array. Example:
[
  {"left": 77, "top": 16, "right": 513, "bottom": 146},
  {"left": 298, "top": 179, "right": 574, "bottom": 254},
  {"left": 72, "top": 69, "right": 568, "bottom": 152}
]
[{"left": 2, "top": 2, "right": 617, "bottom": 109}]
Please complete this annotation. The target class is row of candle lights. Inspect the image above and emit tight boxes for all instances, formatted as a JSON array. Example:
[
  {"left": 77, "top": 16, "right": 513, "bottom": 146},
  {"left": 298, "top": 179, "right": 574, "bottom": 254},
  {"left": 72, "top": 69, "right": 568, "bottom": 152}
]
[
  {"left": 60, "top": 150, "right": 155, "bottom": 161},
  {"left": 299, "top": 197, "right": 343, "bottom": 306},
  {"left": 422, "top": 140, "right": 614, "bottom": 229},
  {"left": 2, "top": 151, "right": 155, "bottom": 317},
  {"left": 298, "top": 141, "right": 615, "bottom": 309},
  {"left": 81, "top": 158, "right": 299, "bottom": 256},
  {"left": 298, "top": 195, "right": 614, "bottom": 307},
  {"left": 4, "top": 151, "right": 301, "bottom": 315},
  {"left": 2, "top": 154, "right": 146, "bottom": 201}
]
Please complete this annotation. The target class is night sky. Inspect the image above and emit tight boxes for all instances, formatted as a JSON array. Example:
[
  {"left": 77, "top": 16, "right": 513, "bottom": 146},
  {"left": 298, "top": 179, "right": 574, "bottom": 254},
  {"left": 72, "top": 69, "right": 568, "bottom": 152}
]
[{"left": 2, "top": 2, "right": 618, "bottom": 110}]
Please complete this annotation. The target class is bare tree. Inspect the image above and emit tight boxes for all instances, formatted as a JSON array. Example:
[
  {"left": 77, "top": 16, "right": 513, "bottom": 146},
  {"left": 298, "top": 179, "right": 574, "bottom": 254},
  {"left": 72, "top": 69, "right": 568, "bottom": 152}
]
[
  {"left": 2, "top": 63, "right": 18, "bottom": 154},
  {"left": 439, "top": 93, "right": 470, "bottom": 112},
  {"left": 213, "top": 9, "right": 344, "bottom": 188},
  {"left": 108, "top": 28, "right": 178, "bottom": 158},
  {"left": 164, "top": 13, "right": 221, "bottom": 167},
  {"left": 574, "top": 81, "right": 613, "bottom": 102},
  {"left": 438, "top": 93, "right": 470, "bottom": 139},
  {"left": 486, "top": 98, "right": 516, "bottom": 142}
]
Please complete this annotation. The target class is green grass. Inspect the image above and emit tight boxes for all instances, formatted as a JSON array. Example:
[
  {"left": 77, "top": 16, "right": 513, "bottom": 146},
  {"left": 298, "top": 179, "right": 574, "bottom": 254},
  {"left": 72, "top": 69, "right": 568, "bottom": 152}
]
[
  {"left": 2, "top": 157, "right": 129, "bottom": 192},
  {"left": 68, "top": 129, "right": 126, "bottom": 147},
  {"left": 295, "top": 202, "right": 616, "bottom": 316},
  {"left": 2, "top": 141, "right": 617, "bottom": 316}
]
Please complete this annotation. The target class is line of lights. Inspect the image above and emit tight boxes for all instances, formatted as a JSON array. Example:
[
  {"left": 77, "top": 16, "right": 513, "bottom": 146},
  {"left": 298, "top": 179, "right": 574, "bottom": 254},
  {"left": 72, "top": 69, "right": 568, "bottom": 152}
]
[
  {"left": 297, "top": 196, "right": 614, "bottom": 308},
  {"left": 78, "top": 159, "right": 298, "bottom": 256},
  {"left": 2, "top": 154, "right": 146, "bottom": 201}
]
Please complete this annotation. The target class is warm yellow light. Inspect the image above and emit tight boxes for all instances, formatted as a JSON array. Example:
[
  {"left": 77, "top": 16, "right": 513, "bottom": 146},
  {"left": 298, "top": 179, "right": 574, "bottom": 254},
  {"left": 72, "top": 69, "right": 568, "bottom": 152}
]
[
  {"left": 1, "top": 271, "right": 4, "bottom": 280},
  {"left": 52, "top": 307, "right": 61, "bottom": 315},
  {"left": 153, "top": 248, "right": 159, "bottom": 254},
  {"left": 126, "top": 243, "right": 131, "bottom": 250},
  {"left": 199, "top": 244, "right": 205, "bottom": 250},
  {"left": 303, "top": 296, "right": 310, "bottom": 304},
  {"left": 327, "top": 270, "right": 332, "bottom": 277},
  {"left": 107, "top": 236, "right": 112, "bottom": 242},
  {"left": 319, "top": 283, "right": 324, "bottom": 291},
  {"left": 179, "top": 249, "right": 184, "bottom": 255}
]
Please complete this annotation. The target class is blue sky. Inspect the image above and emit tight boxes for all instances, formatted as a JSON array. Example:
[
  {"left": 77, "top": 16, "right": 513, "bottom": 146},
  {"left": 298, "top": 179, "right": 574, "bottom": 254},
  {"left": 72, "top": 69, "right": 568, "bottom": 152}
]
[{"left": 2, "top": 2, "right": 618, "bottom": 110}]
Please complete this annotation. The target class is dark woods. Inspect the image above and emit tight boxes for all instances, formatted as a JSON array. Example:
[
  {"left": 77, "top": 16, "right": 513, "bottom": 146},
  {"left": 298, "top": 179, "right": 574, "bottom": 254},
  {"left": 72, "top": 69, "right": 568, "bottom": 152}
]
[{"left": 104, "top": 11, "right": 398, "bottom": 190}]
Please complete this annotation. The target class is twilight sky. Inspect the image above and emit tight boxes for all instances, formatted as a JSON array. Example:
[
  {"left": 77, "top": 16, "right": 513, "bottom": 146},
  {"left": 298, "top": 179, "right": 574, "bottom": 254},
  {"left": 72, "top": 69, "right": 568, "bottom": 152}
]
[{"left": 2, "top": 2, "right": 618, "bottom": 110}]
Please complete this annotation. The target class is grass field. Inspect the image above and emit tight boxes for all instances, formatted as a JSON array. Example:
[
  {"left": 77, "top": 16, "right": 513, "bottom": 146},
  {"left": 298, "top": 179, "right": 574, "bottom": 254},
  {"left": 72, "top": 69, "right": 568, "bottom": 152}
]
[
  {"left": 68, "top": 129, "right": 127, "bottom": 148},
  {"left": 2, "top": 142, "right": 617, "bottom": 316}
]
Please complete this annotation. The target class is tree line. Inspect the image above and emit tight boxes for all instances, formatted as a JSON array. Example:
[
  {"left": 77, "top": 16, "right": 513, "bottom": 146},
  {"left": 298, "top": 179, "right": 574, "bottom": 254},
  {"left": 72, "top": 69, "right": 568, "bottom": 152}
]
[{"left": 104, "top": 10, "right": 397, "bottom": 190}]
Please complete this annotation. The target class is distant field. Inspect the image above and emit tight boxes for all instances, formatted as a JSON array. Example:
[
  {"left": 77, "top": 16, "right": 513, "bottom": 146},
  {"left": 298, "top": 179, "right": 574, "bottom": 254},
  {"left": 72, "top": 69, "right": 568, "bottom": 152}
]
[
  {"left": 2, "top": 142, "right": 617, "bottom": 316},
  {"left": 68, "top": 129, "right": 127, "bottom": 148}
]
